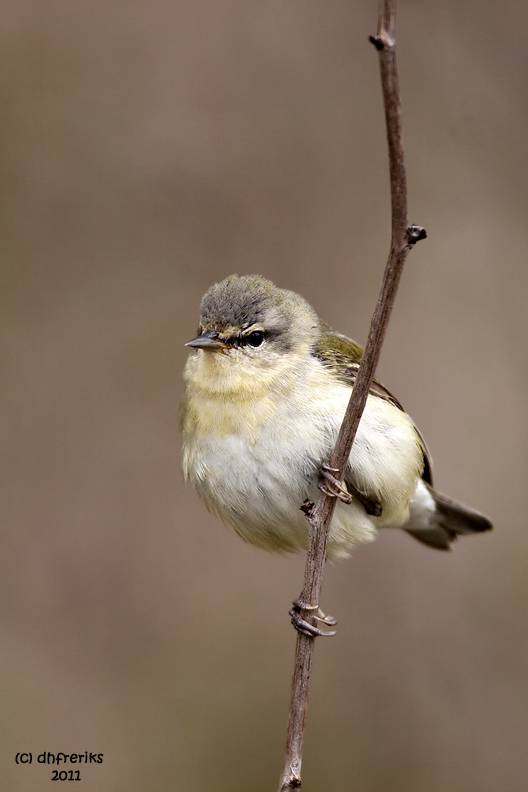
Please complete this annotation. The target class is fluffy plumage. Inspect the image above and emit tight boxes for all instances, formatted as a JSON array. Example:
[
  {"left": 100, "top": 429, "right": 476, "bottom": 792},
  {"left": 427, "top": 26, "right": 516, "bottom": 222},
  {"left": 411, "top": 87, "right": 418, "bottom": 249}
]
[{"left": 181, "top": 275, "right": 492, "bottom": 558}]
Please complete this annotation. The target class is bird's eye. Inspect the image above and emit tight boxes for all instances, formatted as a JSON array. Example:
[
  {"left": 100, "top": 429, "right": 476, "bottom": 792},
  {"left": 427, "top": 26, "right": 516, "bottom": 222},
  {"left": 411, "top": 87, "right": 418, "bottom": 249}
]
[{"left": 247, "top": 330, "right": 265, "bottom": 347}]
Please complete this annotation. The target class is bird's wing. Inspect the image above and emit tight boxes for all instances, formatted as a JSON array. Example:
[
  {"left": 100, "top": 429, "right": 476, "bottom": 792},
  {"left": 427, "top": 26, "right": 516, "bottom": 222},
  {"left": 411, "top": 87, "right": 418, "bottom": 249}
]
[
  {"left": 313, "top": 327, "right": 493, "bottom": 552},
  {"left": 312, "top": 326, "right": 433, "bottom": 487}
]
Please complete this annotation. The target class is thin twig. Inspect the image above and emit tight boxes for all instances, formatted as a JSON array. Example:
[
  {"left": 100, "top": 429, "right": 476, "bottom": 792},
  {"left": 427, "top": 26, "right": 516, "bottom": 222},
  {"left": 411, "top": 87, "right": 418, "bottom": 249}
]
[{"left": 278, "top": 2, "right": 426, "bottom": 790}]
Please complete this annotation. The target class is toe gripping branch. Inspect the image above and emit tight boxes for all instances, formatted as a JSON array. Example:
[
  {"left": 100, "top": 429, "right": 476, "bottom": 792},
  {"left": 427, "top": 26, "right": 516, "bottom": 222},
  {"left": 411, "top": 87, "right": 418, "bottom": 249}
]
[
  {"left": 289, "top": 600, "right": 337, "bottom": 638},
  {"left": 292, "top": 464, "right": 343, "bottom": 638},
  {"left": 318, "top": 465, "right": 353, "bottom": 504}
]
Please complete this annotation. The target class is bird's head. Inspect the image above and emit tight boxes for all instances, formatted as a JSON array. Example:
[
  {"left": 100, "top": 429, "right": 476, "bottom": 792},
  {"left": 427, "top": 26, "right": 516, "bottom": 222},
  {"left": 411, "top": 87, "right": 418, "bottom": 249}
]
[
  {"left": 187, "top": 274, "right": 320, "bottom": 359},
  {"left": 184, "top": 275, "right": 322, "bottom": 398}
]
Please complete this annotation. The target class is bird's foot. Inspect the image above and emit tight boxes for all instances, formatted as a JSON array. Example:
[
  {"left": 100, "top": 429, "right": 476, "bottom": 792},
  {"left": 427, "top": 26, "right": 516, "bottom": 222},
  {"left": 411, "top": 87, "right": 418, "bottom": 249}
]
[
  {"left": 319, "top": 465, "right": 353, "bottom": 504},
  {"left": 289, "top": 599, "right": 337, "bottom": 637}
]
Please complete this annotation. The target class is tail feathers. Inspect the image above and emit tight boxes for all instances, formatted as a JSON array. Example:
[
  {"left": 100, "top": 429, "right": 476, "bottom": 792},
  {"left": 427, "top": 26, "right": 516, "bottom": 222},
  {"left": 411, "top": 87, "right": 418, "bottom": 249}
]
[{"left": 405, "top": 483, "right": 492, "bottom": 551}]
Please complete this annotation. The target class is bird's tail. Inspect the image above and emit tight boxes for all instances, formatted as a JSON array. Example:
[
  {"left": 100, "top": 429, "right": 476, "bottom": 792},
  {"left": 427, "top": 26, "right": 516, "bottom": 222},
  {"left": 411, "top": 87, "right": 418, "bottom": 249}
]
[{"left": 405, "top": 482, "right": 492, "bottom": 550}]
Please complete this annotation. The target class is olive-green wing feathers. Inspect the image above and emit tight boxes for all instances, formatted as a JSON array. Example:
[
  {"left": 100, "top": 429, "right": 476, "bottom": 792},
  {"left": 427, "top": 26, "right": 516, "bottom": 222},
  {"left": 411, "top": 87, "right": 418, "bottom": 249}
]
[{"left": 312, "top": 325, "right": 433, "bottom": 486}]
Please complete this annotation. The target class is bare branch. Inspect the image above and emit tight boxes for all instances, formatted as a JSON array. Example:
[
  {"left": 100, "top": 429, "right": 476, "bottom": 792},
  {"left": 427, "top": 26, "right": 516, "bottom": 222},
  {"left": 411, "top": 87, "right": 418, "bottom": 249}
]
[{"left": 278, "top": 2, "right": 426, "bottom": 790}]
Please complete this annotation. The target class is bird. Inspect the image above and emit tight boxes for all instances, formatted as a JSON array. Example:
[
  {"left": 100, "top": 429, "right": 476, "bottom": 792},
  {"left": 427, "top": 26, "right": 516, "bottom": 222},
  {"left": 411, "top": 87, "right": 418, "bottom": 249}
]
[{"left": 180, "top": 274, "right": 492, "bottom": 562}]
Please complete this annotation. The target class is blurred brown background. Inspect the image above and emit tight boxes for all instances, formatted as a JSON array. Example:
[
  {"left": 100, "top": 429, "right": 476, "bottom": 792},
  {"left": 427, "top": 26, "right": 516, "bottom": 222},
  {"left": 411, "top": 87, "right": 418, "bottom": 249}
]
[{"left": 1, "top": 1, "right": 527, "bottom": 790}]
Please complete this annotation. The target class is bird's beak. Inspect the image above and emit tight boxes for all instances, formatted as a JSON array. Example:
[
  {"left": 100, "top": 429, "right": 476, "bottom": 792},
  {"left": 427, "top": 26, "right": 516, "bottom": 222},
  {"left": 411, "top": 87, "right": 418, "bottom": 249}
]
[{"left": 185, "top": 330, "right": 227, "bottom": 350}]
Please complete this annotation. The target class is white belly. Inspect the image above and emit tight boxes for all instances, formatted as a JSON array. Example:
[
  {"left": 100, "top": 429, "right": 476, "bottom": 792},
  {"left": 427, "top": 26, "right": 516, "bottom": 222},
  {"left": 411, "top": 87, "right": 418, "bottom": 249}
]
[{"left": 182, "top": 367, "right": 423, "bottom": 558}]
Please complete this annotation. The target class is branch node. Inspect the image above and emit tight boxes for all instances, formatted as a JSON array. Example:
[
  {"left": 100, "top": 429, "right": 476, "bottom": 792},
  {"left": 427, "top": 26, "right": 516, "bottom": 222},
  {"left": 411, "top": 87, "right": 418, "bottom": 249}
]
[
  {"left": 405, "top": 224, "right": 427, "bottom": 245},
  {"left": 282, "top": 778, "right": 302, "bottom": 791},
  {"left": 369, "top": 34, "right": 386, "bottom": 51},
  {"left": 300, "top": 499, "right": 315, "bottom": 517},
  {"left": 369, "top": 31, "right": 395, "bottom": 51}
]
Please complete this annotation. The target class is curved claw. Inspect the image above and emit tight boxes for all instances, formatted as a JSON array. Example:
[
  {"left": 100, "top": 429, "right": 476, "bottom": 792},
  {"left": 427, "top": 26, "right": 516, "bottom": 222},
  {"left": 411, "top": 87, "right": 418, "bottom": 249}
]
[
  {"left": 289, "top": 600, "right": 337, "bottom": 638},
  {"left": 319, "top": 465, "right": 354, "bottom": 504},
  {"left": 314, "top": 607, "right": 337, "bottom": 626}
]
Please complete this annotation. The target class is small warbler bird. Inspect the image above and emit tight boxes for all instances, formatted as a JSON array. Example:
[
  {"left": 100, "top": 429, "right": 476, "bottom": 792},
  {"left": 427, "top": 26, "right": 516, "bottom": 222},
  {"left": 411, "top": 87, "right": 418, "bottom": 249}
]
[{"left": 181, "top": 275, "right": 492, "bottom": 559}]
